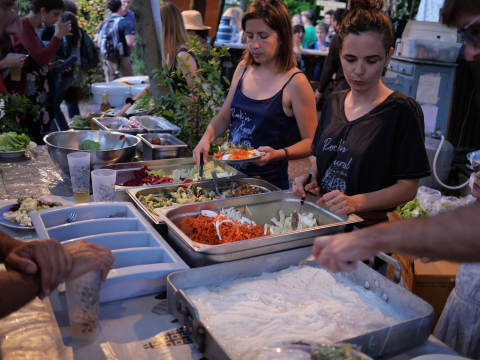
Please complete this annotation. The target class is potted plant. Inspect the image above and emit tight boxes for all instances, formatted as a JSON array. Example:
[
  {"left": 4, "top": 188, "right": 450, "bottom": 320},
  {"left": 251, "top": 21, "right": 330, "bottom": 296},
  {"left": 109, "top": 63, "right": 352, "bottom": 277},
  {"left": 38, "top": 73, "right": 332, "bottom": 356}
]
[
  {"left": 144, "top": 37, "right": 232, "bottom": 155},
  {"left": 0, "top": 93, "right": 40, "bottom": 133}
]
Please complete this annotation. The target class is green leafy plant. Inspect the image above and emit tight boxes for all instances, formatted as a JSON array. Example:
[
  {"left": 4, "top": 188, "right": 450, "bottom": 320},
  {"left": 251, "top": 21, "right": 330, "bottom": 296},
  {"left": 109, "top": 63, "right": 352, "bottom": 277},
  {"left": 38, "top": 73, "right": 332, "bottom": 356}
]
[
  {"left": 146, "top": 37, "right": 231, "bottom": 156},
  {"left": 0, "top": 93, "right": 40, "bottom": 134}
]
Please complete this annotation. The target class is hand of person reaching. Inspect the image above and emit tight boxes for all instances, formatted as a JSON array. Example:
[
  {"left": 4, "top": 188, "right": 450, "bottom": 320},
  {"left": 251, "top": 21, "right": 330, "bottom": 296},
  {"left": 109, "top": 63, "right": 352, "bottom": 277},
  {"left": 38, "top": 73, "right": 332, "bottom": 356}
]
[
  {"left": 0, "top": 53, "right": 27, "bottom": 69},
  {"left": 317, "top": 190, "right": 359, "bottom": 215},
  {"left": 54, "top": 18, "right": 72, "bottom": 39},
  {"left": 193, "top": 139, "right": 210, "bottom": 168},
  {"left": 63, "top": 240, "right": 115, "bottom": 282},
  {"left": 314, "top": 90, "right": 322, "bottom": 100},
  {"left": 5, "top": 239, "right": 73, "bottom": 299},
  {"left": 292, "top": 175, "right": 319, "bottom": 197},
  {"left": 312, "top": 234, "right": 367, "bottom": 273},
  {"left": 250, "top": 146, "right": 283, "bottom": 166}
]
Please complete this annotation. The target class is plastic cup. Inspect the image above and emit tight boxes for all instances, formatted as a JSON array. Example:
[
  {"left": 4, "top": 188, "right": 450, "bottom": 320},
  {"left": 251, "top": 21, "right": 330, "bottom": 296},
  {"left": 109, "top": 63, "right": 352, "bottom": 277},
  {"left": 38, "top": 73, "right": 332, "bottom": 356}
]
[
  {"left": 10, "top": 54, "right": 24, "bottom": 81},
  {"left": 67, "top": 152, "right": 91, "bottom": 202},
  {"left": 91, "top": 169, "right": 116, "bottom": 202},
  {"left": 65, "top": 270, "right": 101, "bottom": 338}
]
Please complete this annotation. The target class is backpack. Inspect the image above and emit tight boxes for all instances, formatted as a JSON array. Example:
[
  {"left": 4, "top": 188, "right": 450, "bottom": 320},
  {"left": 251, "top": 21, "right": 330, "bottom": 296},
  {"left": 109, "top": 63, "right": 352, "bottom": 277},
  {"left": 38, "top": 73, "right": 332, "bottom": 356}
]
[
  {"left": 98, "top": 17, "right": 124, "bottom": 61},
  {"left": 79, "top": 28, "right": 99, "bottom": 70}
]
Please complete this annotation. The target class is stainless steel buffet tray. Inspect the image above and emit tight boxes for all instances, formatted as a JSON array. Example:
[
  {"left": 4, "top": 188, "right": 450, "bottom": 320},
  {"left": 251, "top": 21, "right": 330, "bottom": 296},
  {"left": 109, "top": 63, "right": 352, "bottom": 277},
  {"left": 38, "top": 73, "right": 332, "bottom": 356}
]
[
  {"left": 127, "top": 178, "right": 282, "bottom": 225},
  {"left": 167, "top": 247, "right": 434, "bottom": 359},
  {"left": 138, "top": 133, "right": 187, "bottom": 161},
  {"left": 156, "top": 191, "right": 363, "bottom": 267},
  {"left": 92, "top": 116, "right": 146, "bottom": 135},
  {"left": 97, "top": 158, "right": 245, "bottom": 192}
]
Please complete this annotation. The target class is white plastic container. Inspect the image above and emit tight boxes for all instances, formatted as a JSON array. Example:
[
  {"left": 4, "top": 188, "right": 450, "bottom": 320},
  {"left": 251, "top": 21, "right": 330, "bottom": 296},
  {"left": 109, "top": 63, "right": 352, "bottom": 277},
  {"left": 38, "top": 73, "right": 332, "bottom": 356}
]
[
  {"left": 402, "top": 37, "right": 462, "bottom": 63},
  {"left": 112, "top": 76, "right": 149, "bottom": 85},
  {"left": 131, "top": 83, "right": 149, "bottom": 98},
  {"left": 91, "top": 83, "right": 130, "bottom": 108}
]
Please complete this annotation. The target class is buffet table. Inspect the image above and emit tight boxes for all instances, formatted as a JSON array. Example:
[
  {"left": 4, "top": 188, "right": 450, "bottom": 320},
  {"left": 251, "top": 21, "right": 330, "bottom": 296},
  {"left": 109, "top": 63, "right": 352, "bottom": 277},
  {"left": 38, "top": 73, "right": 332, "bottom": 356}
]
[{"left": 0, "top": 146, "right": 461, "bottom": 360}]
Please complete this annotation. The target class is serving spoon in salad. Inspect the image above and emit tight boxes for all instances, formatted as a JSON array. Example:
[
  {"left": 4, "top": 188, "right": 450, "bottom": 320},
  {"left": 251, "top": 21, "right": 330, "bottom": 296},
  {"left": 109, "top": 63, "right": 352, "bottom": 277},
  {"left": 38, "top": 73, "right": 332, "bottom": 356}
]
[
  {"left": 291, "top": 173, "right": 312, "bottom": 230},
  {"left": 211, "top": 171, "right": 225, "bottom": 199}
]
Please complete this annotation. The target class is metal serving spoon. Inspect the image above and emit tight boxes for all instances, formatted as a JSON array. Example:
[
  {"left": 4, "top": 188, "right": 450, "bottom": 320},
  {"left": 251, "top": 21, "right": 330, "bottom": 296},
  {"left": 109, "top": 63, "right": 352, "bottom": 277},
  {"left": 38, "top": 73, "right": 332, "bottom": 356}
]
[
  {"left": 198, "top": 156, "right": 204, "bottom": 180},
  {"left": 211, "top": 171, "right": 225, "bottom": 199},
  {"left": 291, "top": 173, "right": 312, "bottom": 230}
]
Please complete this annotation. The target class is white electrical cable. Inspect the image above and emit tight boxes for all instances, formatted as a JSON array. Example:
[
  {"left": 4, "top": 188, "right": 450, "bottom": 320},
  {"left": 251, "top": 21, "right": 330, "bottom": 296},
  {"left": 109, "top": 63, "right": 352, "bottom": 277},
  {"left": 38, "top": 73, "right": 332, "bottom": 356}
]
[{"left": 433, "top": 135, "right": 470, "bottom": 190}]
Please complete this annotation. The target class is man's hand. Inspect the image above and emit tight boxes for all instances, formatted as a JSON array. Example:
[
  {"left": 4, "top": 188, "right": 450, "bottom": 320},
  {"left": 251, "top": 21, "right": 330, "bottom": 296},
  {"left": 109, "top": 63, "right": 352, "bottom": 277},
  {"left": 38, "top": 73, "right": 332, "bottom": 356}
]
[
  {"left": 64, "top": 241, "right": 115, "bottom": 282},
  {"left": 5, "top": 239, "right": 73, "bottom": 299}
]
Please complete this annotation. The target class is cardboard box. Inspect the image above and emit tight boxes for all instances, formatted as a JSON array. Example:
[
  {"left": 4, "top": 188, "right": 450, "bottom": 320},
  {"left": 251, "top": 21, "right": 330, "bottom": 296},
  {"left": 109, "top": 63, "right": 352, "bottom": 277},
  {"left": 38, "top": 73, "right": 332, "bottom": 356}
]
[{"left": 387, "top": 254, "right": 458, "bottom": 330}]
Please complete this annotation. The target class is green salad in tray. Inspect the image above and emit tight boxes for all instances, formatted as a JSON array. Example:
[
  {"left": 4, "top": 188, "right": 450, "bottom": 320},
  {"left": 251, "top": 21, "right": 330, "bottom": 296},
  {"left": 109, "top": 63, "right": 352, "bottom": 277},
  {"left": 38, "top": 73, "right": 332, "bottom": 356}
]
[
  {"left": 0, "top": 132, "right": 31, "bottom": 151},
  {"left": 82, "top": 140, "right": 111, "bottom": 151},
  {"left": 70, "top": 115, "right": 90, "bottom": 128},
  {"left": 395, "top": 198, "right": 428, "bottom": 219}
]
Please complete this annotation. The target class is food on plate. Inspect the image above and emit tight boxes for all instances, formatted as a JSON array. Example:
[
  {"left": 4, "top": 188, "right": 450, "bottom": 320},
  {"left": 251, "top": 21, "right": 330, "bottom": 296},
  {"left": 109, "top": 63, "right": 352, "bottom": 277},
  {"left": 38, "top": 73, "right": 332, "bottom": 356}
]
[
  {"left": 0, "top": 132, "right": 30, "bottom": 152},
  {"left": 137, "top": 182, "right": 262, "bottom": 213},
  {"left": 81, "top": 140, "right": 111, "bottom": 151},
  {"left": 70, "top": 115, "right": 90, "bottom": 128},
  {"left": 310, "top": 344, "right": 365, "bottom": 360},
  {"left": 213, "top": 142, "right": 263, "bottom": 161},
  {"left": 3, "top": 196, "right": 62, "bottom": 227},
  {"left": 126, "top": 96, "right": 154, "bottom": 115},
  {"left": 120, "top": 162, "right": 234, "bottom": 187},
  {"left": 185, "top": 266, "right": 405, "bottom": 358},
  {"left": 182, "top": 208, "right": 321, "bottom": 245}
]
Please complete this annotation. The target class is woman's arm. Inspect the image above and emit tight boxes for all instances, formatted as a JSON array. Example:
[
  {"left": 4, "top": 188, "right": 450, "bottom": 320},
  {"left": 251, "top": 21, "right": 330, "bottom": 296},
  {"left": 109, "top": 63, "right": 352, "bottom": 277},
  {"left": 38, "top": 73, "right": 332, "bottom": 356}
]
[
  {"left": 193, "top": 63, "right": 247, "bottom": 166},
  {"left": 115, "top": 85, "right": 150, "bottom": 117},
  {"left": 19, "top": 25, "right": 62, "bottom": 66},
  {"left": 318, "top": 178, "right": 419, "bottom": 215},
  {"left": 176, "top": 51, "right": 197, "bottom": 88}
]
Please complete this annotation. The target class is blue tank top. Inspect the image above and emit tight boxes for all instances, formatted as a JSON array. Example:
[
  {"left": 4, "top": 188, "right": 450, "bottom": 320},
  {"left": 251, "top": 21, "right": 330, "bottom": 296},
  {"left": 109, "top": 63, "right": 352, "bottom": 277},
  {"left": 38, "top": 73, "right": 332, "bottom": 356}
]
[{"left": 229, "top": 67, "right": 302, "bottom": 190}]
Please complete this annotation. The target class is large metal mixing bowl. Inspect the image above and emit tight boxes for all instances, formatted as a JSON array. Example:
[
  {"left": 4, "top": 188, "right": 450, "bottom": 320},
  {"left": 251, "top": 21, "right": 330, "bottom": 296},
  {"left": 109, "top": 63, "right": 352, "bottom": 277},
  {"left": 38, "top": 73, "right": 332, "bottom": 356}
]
[{"left": 44, "top": 131, "right": 141, "bottom": 174}]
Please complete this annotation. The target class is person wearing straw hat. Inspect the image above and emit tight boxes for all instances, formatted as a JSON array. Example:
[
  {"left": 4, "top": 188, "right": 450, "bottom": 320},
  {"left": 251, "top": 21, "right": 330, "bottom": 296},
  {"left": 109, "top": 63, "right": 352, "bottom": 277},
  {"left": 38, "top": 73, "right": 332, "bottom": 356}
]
[{"left": 182, "top": 10, "right": 211, "bottom": 52}]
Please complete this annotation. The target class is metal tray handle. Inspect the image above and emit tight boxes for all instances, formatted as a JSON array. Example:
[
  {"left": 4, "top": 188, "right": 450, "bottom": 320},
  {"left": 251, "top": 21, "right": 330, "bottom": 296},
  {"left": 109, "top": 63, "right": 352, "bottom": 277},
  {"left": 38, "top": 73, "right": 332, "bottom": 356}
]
[
  {"left": 370, "top": 252, "right": 402, "bottom": 284},
  {"left": 176, "top": 289, "right": 206, "bottom": 352}
]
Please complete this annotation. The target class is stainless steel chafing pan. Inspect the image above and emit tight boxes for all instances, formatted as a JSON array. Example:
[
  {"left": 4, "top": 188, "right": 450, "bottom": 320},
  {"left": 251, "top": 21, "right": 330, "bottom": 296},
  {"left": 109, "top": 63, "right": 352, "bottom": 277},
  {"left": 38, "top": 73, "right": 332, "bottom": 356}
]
[{"left": 167, "top": 247, "right": 433, "bottom": 359}]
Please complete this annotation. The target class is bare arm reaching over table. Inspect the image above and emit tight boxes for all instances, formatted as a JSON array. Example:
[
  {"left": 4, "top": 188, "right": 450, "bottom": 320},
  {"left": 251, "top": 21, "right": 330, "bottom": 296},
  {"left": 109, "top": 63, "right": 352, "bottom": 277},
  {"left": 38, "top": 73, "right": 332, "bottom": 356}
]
[{"left": 312, "top": 202, "right": 480, "bottom": 273}]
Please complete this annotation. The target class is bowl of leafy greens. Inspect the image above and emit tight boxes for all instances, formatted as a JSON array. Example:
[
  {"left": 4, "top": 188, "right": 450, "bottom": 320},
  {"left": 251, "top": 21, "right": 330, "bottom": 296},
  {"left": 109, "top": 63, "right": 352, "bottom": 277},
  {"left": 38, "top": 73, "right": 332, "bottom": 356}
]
[
  {"left": 43, "top": 131, "right": 140, "bottom": 174},
  {"left": 0, "top": 132, "right": 37, "bottom": 158}
]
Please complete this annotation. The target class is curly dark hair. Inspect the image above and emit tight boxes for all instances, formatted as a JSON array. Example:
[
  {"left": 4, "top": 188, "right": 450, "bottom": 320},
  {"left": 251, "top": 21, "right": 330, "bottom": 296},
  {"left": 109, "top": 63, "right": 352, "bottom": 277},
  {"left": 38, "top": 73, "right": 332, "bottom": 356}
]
[
  {"left": 337, "top": 0, "right": 395, "bottom": 54},
  {"left": 30, "top": 0, "right": 65, "bottom": 14}
]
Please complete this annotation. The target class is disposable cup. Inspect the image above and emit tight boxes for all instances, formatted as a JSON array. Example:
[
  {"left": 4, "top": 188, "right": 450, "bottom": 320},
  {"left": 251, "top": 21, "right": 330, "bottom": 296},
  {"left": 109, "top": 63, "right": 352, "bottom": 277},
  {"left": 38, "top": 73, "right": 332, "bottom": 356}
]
[
  {"left": 65, "top": 270, "right": 101, "bottom": 338},
  {"left": 91, "top": 169, "right": 116, "bottom": 202},
  {"left": 10, "top": 54, "right": 24, "bottom": 81},
  {"left": 67, "top": 152, "right": 91, "bottom": 202}
]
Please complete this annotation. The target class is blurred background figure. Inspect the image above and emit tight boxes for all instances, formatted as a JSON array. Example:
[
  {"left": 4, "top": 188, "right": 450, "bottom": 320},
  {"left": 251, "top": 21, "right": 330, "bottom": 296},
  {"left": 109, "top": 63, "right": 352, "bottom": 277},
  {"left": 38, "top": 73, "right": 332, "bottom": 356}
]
[
  {"left": 222, "top": 6, "right": 244, "bottom": 42},
  {"left": 182, "top": 10, "right": 211, "bottom": 52},
  {"left": 324, "top": 10, "right": 335, "bottom": 43},
  {"left": 310, "top": 23, "right": 329, "bottom": 81},
  {"left": 300, "top": 10, "right": 316, "bottom": 48},
  {"left": 293, "top": 25, "right": 305, "bottom": 66},
  {"left": 291, "top": 13, "right": 302, "bottom": 27},
  {"left": 52, "top": 11, "right": 81, "bottom": 131}
]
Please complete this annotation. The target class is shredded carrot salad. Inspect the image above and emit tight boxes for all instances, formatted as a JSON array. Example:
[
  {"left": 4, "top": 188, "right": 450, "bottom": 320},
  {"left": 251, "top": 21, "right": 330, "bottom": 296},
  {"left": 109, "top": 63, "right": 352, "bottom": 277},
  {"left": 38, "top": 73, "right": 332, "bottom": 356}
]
[
  {"left": 181, "top": 213, "right": 265, "bottom": 245},
  {"left": 213, "top": 150, "right": 259, "bottom": 160}
]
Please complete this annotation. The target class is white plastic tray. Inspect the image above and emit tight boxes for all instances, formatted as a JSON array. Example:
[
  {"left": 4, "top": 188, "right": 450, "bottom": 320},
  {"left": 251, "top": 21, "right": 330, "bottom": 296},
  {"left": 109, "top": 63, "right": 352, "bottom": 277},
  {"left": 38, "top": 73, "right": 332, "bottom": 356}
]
[{"left": 30, "top": 202, "right": 189, "bottom": 303}]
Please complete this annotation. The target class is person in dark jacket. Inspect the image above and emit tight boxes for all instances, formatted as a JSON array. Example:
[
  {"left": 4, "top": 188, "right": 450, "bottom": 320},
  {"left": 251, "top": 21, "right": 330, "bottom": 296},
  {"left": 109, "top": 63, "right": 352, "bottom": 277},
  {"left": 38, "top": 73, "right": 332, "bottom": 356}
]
[{"left": 314, "top": 8, "right": 350, "bottom": 101}]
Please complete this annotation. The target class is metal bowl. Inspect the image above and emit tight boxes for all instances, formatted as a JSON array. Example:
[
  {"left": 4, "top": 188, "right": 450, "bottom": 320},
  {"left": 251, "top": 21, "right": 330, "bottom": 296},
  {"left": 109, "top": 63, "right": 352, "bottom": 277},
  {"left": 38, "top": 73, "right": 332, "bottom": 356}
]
[{"left": 43, "top": 130, "right": 141, "bottom": 174}]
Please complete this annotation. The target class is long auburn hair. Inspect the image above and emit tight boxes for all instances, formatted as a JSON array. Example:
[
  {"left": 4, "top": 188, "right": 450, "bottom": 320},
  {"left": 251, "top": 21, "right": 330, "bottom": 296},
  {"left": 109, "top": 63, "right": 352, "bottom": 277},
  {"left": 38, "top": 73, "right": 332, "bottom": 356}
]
[
  {"left": 160, "top": 2, "right": 188, "bottom": 68},
  {"left": 241, "top": 0, "right": 296, "bottom": 73}
]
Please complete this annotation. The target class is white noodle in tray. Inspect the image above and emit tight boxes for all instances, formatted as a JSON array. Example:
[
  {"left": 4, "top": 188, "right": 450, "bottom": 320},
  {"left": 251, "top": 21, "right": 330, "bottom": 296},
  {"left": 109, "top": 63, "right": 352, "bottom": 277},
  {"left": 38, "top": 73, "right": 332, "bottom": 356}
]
[{"left": 185, "top": 266, "right": 413, "bottom": 359}]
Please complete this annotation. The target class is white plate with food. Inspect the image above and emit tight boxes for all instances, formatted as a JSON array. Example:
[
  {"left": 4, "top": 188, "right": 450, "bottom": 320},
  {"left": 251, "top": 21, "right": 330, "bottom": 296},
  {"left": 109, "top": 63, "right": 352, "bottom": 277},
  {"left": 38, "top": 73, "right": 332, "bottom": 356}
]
[
  {"left": 0, "top": 196, "right": 63, "bottom": 229},
  {"left": 69, "top": 115, "right": 91, "bottom": 130},
  {"left": 0, "top": 141, "right": 37, "bottom": 158},
  {"left": 213, "top": 142, "right": 265, "bottom": 164}
]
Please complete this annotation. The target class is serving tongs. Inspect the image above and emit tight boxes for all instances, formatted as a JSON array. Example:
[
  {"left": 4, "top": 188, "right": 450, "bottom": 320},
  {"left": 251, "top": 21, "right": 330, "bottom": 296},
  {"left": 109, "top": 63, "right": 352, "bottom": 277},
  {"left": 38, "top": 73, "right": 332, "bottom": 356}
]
[
  {"left": 291, "top": 173, "right": 312, "bottom": 230},
  {"left": 211, "top": 171, "right": 225, "bottom": 199},
  {"left": 198, "top": 157, "right": 204, "bottom": 180}
]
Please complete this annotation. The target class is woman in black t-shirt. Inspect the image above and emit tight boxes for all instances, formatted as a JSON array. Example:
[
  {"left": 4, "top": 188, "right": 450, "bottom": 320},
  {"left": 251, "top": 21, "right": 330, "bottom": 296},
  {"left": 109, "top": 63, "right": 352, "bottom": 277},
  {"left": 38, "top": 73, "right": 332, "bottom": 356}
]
[{"left": 292, "top": 0, "right": 430, "bottom": 227}]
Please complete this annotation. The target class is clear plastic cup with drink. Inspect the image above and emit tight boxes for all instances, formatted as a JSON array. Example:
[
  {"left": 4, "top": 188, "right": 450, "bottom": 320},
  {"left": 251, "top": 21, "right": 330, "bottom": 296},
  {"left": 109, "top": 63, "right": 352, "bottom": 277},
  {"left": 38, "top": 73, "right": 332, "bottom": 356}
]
[
  {"left": 67, "top": 152, "right": 91, "bottom": 202},
  {"left": 10, "top": 53, "right": 25, "bottom": 81},
  {"left": 91, "top": 169, "right": 116, "bottom": 202},
  {"left": 65, "top": 270, "right": 101, "bottom": 338}
]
